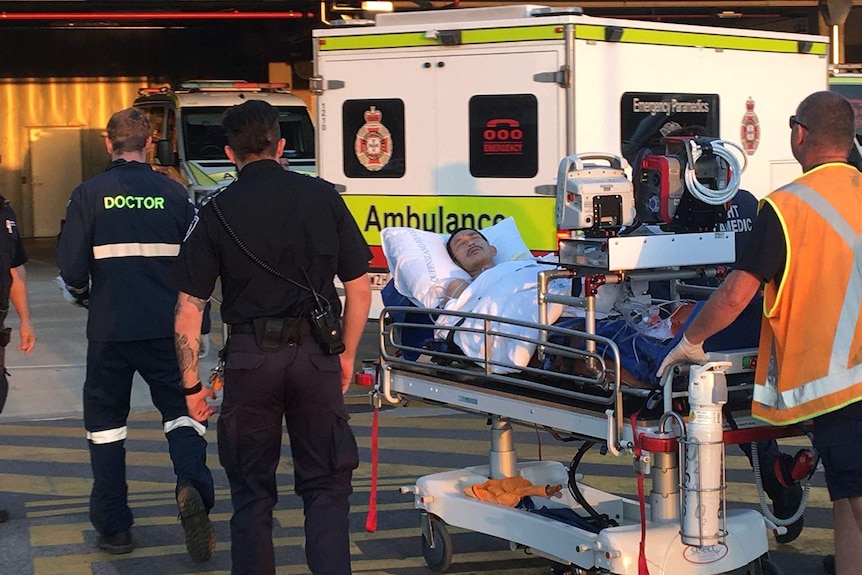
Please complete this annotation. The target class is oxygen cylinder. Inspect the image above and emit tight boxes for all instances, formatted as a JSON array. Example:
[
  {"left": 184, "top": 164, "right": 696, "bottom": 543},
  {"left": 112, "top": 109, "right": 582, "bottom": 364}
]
[{"left": 681, "top": 362, "right": 730, "bottom": 546}]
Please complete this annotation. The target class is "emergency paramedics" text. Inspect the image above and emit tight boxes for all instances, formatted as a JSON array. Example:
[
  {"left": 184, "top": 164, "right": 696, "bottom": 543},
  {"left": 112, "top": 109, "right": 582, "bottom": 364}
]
[{"left": 632, "top": 98, "right": 710, "bottom": 116}]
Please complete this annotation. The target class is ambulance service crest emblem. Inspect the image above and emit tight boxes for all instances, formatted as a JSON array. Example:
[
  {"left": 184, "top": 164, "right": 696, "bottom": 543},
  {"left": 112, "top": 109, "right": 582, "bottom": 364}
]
[
  {"left": 355, "top": 106, "right": 392, "bottom": 171},
  {"left": 740, "top": 97, "right": 760, "bottom": 155}
]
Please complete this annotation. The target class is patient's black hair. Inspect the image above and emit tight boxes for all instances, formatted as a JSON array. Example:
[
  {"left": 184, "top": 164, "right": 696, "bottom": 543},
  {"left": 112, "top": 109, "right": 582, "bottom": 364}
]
[{"left": 446, "top": 227, "right": 489, "bottom": 260}]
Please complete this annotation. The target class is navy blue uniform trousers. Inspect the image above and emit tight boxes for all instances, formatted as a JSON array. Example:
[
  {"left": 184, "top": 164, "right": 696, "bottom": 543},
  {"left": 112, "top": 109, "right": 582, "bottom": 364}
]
[
  {"left": 218, "top": 333, "right": 359, "bottom": 575},
  {"left": 84, "top": 338, "right": 214, "bottom": 536}
]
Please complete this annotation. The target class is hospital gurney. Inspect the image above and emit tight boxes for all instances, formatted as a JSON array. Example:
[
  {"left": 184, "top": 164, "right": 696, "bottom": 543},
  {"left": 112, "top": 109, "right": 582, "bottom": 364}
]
[
  {"left": 366, "top": 148, "right": 811, "bottom": 574},
  {"left": 370, "top": 246, "right": 801, "bottom": 575}
]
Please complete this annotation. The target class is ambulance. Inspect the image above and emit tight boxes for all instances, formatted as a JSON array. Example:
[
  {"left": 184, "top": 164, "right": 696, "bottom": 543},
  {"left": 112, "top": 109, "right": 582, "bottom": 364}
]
[
  {"left": 134, "top": 81, "right": 316, "bottom": 203},
  {"left": 829, "top": 65, "right": 862, "bottom": 142},
  {"left": 311, "top": 4, "right": 829, "bottom": 311}
]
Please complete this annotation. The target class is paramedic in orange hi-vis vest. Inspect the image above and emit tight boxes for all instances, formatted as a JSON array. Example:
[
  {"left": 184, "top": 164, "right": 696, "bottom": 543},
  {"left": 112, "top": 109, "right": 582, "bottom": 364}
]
[{"left": 657, "top": 91, "right": 862, "bottom": 575}]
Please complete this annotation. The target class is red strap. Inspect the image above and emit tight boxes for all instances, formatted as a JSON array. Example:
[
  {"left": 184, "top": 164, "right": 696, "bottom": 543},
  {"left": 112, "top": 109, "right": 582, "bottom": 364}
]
[
  {"left": 365, "top": 405, "right": 379, "bottom": 532},
  {"left": 630, "top": 410, "right": 650, "bottom": 575}
]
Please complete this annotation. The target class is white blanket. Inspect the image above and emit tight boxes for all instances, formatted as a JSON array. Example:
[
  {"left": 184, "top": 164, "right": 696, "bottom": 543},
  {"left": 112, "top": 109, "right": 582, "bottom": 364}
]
[{"left": 434, "top": 260, "right": 572, "bottom": 373}]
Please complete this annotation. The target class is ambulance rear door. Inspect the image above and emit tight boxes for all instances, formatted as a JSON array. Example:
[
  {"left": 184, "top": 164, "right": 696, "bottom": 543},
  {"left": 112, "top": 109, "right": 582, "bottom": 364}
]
[{"left": 315, "top": 38, "right": 566, "bottom": 272}]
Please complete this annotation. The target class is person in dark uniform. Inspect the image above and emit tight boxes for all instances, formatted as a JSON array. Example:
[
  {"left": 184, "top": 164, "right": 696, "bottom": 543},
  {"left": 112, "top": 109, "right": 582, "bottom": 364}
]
[
  {"left": 56, "top": 108, "right": 216, "bottom": 560},
  {"left": 0, "top": 196, "right": 36, "bottom": 524},
  {"left": 172, "top": 99, "right": 372, "bottom": 575}
]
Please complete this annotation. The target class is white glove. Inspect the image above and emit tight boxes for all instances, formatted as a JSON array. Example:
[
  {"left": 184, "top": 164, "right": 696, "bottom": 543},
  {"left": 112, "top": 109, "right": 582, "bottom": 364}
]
[
  {"left": 656, "top": 334, "right": 708, "bottom": 377},
  {"left": 56, "top": 275, "right": 89, "bottom": 308}
]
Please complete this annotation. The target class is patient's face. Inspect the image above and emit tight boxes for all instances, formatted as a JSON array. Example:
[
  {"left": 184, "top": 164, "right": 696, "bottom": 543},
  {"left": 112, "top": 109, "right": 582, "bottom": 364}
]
[{"left": 449, "top": 229, "right": 497, "bottom": 277}]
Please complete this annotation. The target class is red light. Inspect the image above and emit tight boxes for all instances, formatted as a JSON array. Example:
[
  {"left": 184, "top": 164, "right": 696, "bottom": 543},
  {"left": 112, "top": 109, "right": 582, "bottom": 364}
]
[{"left": 354, "top": 372, "right": 373, "bottom": 387}]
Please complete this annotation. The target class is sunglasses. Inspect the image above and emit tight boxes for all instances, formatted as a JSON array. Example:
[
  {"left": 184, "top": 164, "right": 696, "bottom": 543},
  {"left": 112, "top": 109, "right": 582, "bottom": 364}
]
[{"left": 789, "top": 115, "right": 808, "bottom": 131}]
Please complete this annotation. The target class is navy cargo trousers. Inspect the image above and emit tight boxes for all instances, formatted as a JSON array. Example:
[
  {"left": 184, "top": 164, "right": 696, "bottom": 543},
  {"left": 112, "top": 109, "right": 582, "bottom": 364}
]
[
  {"left": 84, "top": 338, "right": 214, "bottom": 536},
  {"left": 218, "top": 332, "right": 359, "bottom": 575}
]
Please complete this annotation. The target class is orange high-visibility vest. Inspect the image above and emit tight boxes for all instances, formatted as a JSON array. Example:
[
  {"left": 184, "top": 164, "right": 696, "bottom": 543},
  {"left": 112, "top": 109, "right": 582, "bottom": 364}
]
[{"left": 752, "top": 163, "right": 862, "bottom": 425}]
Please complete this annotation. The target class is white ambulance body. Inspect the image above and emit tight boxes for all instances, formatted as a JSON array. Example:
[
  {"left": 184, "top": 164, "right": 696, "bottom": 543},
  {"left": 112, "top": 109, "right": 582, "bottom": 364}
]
[
  {"left": 134, "top": 81, "right": 316, "bottom": 203},
  {"left": 829, "top": 67, "right": 862, "bottom": 142},
  {"left": 311, "top": 4, "right": 828, "bottom": 310}
]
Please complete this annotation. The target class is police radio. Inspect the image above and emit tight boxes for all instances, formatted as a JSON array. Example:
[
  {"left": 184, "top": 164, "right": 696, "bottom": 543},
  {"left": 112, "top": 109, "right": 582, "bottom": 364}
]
[
  {"left": 303, "top": 269, "right": 345, "bottom": 356},
  {"left": 309, "top": 302, "right": 345, "bottom": 356}
]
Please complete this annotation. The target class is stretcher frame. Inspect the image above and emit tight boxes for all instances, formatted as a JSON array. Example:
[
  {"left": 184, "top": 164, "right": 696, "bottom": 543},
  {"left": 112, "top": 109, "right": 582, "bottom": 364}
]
[{"left": 372, "top": 247, "right": 792, "bottom": 575}]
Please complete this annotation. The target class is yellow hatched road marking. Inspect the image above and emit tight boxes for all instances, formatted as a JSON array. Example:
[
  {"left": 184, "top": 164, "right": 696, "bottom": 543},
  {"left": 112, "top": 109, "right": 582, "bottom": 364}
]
[{"left": 3, "top": 409, "right": 830, "bottom": 575}]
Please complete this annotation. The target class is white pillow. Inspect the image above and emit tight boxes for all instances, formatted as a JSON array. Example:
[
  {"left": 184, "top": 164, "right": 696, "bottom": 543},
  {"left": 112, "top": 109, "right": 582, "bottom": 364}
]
[
  {"left": 481, "top": 217, "right": 534, "bottom": 265},
  {"left": 381, "top": 227, "right": 471, "bottom": 309},
  {"left": 381, "top": 217, "right": 534, "bottom": 309}
]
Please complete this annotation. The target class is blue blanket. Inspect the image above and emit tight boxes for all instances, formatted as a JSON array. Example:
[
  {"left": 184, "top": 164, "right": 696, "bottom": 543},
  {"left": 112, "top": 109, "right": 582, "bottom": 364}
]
[
  {"left": 556, "top": 298, "right": 760, "bottom": 386},
  {"left": 383, "top": 280, "right": 762, "bottom": 386}
]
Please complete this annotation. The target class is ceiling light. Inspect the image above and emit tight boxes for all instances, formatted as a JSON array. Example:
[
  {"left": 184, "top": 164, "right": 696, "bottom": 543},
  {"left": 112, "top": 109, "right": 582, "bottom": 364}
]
[{"left": 362, "top": 1, "right": 393, "bottom": 12}]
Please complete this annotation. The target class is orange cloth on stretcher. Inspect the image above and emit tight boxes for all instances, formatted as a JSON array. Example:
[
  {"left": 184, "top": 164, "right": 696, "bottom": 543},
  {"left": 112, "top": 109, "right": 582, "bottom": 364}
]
[{"left": 462, "top": 477, "right": 563, "bottom": 508}]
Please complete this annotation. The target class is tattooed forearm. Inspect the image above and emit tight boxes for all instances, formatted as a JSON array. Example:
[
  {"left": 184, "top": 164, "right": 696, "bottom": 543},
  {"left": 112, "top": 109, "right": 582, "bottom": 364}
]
[
  {"left": 174, "top": 333, "right": 198, "bottom": 375},
  {"left": 184, "top": 294, "right": 207, "bottom": 313}
]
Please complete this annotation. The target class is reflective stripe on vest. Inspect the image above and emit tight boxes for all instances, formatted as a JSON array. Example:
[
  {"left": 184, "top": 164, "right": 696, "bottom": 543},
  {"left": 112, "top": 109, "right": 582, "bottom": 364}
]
[
  {"left": 92, "top": 243, "right": 180, "bottom": 260},
  {"left": 753, "top": 164, "right": 862, "bottom": 424}
]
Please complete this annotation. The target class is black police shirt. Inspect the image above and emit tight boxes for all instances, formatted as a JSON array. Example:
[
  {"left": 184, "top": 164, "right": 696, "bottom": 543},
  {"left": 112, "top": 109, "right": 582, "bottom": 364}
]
[
  {"left": 172, "top": 160, "right": 371, "bottom": 324},
  {"left": 0, "top": 198, "right": 27, "bottom": 309}
]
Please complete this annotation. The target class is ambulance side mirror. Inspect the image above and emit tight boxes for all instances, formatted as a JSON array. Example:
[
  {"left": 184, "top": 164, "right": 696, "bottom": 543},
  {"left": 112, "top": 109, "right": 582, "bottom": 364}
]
[{"left": 155, "top": 139, "right": 178, "bottom": 167}]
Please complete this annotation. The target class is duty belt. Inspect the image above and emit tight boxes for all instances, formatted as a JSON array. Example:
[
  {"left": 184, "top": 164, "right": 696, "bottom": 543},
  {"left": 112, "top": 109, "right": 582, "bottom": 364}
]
[{"left": 231, "top": 316, "right": 312, "bottom": 349}]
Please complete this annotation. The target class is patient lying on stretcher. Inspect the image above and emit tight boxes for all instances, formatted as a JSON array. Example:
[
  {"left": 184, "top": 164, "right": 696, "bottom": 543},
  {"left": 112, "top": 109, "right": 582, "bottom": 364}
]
[
  {"left": 382, "top": 220, "right": 806, "bottom": 542},
  {"left": 436, "top": 226, "right": 760, "bottom": 386},
  {"left": 431, "top": 226, "right": 804, "bottom": 543}
]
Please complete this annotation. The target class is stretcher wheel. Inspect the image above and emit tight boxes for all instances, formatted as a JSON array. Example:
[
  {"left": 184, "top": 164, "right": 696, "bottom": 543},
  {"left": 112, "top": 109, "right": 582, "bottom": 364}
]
[{"left": 421, "top": 515, "right": 453, "bottom": 572}]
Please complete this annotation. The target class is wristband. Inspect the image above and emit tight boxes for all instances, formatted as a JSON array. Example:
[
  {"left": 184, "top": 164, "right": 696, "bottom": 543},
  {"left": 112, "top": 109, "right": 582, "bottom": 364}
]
[{"left": 180, "top": 381, "right": 203, "bottom": 396}]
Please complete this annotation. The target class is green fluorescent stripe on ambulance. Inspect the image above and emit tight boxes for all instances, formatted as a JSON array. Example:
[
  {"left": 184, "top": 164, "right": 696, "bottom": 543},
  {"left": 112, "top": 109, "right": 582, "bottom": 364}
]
[
  {"left": 319, "top": 22, "right": 825, "bottom": 55},
  {"left": 466, "top": 25, "right": 564, "bottom": 44},
  {"left": 320, "top": 31, "right": 438, "bottom": 50},
  {"left": 576, "top": 24, "right": 828, "bottom": 55},
  {"left": 318, "top": 25, "right": 563, "bottom": 50}
]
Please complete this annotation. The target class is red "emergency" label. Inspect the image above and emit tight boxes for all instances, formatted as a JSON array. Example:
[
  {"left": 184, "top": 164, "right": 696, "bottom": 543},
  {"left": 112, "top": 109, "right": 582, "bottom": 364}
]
[{"left": 483, "top": 119, "right": 524, "bottom": 155}]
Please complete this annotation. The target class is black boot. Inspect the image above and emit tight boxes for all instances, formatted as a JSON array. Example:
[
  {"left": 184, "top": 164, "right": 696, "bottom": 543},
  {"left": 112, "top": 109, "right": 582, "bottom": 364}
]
[
  {"left": 771, "top": 481, "right": 804, "bottom": 544},
  {"left": 96, "top": 529, "right": 134, "bottom": 554}
]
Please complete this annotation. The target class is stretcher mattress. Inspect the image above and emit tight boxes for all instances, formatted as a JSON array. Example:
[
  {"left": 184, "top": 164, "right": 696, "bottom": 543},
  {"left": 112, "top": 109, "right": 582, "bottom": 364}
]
[{"left": 383, "top": 279, "right": 761, "bottom": 389}]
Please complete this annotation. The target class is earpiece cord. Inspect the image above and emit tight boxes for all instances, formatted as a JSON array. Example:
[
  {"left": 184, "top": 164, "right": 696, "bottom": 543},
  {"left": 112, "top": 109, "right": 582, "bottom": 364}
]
[{"left": 211, "top": 197, "right": 327, "bottom": 306}]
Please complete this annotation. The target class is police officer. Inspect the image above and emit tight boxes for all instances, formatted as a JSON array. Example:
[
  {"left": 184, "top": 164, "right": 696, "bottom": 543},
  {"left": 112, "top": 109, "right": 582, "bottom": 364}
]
[
  {"left": 56, "top": 108, "right": 215, "bottom": 560},
  {"left": 173, "top": 99, "right": 371, "bottom": 575},
  {"left": 0, "top": 195, "right": 36, "bottom": 524}
]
